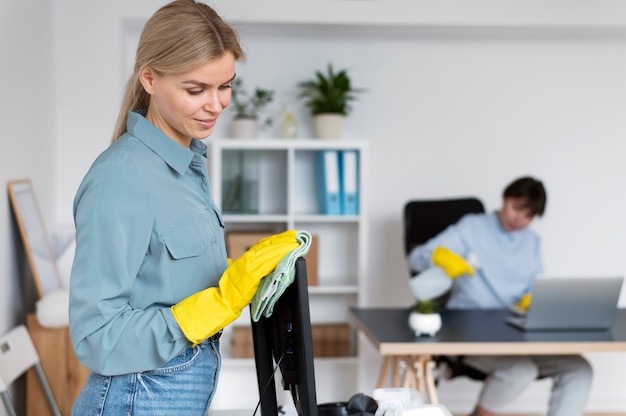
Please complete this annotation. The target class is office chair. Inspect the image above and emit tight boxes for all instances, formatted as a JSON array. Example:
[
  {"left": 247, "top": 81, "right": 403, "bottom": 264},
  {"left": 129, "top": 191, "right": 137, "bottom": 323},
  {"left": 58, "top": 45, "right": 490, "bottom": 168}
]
[
  {"left": 404, "top": 197, "right": 488, "bottom": 384},
  {"left": 0, "top": 325, "right": 61, "bottom": 416},
  {"left": 377, "top": 198, "right": 487, "bottom": 402},
  {"left": 404, "top": 197, "right": 485, "bottom": 264}
]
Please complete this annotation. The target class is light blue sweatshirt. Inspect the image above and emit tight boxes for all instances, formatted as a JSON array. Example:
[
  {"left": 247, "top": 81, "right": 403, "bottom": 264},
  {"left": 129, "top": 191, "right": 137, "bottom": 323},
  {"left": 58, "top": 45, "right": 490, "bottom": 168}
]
[
  {"left": 408, "top": 212, "right": 542, "bottom": 309},
  {"left": 69, "top": 111, "right": 228, "bottom": 375}
]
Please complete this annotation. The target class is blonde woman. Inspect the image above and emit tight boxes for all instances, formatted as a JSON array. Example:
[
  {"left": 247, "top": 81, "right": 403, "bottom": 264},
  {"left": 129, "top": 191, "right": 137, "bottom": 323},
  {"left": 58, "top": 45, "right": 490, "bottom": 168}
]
[{"left": 69, "top": 1, "right": 297, "bottom": 414}]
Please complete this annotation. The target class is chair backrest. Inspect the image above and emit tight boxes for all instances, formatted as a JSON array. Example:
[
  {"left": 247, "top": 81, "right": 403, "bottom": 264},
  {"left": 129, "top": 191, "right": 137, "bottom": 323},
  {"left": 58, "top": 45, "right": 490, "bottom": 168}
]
[
  {"left": 403, "top": 197, "right": 485, "bottom": 257},
  {"left": 0, "top": 325, "right": 39, "bottom": 392},
  {"left": 0, "top": 325, "right": 61, "bottom": 416}
]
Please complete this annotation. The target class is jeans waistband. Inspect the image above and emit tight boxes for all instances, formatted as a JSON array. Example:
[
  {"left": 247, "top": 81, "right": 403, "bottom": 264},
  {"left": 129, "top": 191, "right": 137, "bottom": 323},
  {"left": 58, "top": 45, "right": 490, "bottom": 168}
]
[{"left": 207, "top": 330, "right": 222, "bottom": 342}]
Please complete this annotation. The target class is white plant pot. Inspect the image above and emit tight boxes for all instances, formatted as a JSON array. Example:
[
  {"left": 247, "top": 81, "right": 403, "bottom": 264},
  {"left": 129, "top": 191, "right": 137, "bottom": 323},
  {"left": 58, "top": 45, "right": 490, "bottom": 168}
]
[
  {"left": 408, "top": 312, "right": 442, "bottom": 337},
  {"left": 313, "top": 113, "right": 345, "bottom": 139},
  {"left": 231, "top": 118, "right": 258, "bottom": 138}
]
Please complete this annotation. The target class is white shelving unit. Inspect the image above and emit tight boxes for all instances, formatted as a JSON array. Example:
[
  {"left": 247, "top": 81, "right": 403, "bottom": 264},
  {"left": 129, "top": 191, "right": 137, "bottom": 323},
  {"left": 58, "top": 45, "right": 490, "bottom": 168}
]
[{"left": 207, "top": 138, "right": 368, "bottom": 412}]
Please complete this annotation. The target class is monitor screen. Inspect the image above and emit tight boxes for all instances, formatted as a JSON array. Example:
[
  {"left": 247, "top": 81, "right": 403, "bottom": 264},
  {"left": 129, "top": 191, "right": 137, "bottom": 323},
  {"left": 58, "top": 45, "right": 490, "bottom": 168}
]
[{"left": 251, "top": 257, "right": 318, "bottom": 416}]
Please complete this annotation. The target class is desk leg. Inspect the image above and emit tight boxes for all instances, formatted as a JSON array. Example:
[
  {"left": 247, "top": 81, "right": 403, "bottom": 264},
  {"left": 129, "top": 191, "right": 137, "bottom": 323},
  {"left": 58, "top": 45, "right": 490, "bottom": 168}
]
[
  {"left": 417, "top": 356, "right": 427, "bottom": 396},
  {"left": 424, "top": 357, "right": 439, "bottom": 405},
  {"left": 377, "top": 356, "right": 391, "bottom": 388},
  {"left": 378, "top": 356, "right": 412, "bottom": 388},
  {"left": 377, "top": 354, "right": 439, "bottom": 404},
  {"left": 377, "top": 356, "right": 404, "bottom": 388},
  {"left": 402, "top": 356, "right": 417, "bottom": 390},
  {"left": 392, "top": 356, "right": 402, "bottom": 387},
  {"left": 398, "top": 355, "right": 439, "bottom": 405}
]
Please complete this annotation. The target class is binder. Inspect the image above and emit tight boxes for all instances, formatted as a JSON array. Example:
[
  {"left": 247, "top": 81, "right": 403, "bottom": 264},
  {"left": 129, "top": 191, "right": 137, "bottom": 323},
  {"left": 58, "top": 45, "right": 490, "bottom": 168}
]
[
  {"left": 340, "top": 150, "right": 359, "bottom": 215},
  {"left": 315, "top": 150, "right": 341, "bottom": 215}
]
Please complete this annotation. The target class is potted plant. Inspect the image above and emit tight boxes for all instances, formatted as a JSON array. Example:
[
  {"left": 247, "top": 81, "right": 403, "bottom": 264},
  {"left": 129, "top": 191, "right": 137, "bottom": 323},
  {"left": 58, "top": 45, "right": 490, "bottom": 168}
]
[
  {"left": 230, "top": 78, "right": 274, "bottom": 138},
  {"left": 408, "top": 299, "right": 442, "bottom": 337},
  {"left": 298, "top": 64, "right": 364, "bottom": 139}
]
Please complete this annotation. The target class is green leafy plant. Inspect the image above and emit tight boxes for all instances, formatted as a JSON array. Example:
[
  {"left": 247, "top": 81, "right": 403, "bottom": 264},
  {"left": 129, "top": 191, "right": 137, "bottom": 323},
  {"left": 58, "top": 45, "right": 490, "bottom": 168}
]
[
  {"left": 298, "top": 64, "right": 364, "bottom": 116},
  {"left": 412, "top": 299, "right": 440, "bottom": 315},
  {"left": 231, "top": 78, "right": 274, "bottom": 121}
]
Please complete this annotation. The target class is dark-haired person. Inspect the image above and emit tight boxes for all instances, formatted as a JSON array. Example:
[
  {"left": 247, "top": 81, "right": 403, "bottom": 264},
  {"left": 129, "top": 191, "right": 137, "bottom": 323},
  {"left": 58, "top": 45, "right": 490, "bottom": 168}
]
[{"left": 408, "top": 176, "right": 592, "bottom": 416}]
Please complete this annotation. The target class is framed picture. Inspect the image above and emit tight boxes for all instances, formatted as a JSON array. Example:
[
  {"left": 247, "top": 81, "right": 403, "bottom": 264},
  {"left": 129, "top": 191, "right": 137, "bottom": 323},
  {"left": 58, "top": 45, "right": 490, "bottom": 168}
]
[{"left": 7, "top": 179, "right": 63, "bottom": 298}]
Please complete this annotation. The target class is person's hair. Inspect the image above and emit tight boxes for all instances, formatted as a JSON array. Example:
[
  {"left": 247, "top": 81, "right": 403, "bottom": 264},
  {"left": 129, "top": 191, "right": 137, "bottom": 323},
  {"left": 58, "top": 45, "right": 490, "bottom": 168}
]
[
  {"left": 503, "top": 176, "right": 547, "bottom": 217},
  {"left": 111, "top": 0, "right": 245, "bottom": 143}
]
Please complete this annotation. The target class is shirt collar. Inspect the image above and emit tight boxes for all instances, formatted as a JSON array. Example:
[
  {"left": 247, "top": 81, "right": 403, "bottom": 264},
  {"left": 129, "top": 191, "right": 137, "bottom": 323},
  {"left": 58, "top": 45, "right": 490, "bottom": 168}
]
[
  {"left": 488, "top": 210, "right": 523, "bottom": 242},
  {"left": 126, "top": 110, "right": 207, "bottom": 175}
]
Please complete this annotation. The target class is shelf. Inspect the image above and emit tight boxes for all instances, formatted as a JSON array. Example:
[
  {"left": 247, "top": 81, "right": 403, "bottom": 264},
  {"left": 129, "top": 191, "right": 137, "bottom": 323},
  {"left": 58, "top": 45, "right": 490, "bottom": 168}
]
[
  {"left": 309, "top": 284, "right": 359, "bottom": 295},
  {"left": 222, "top": 214, "right": 288, "bottom": 223},
  {"left": 208, "top": 138, "right": 368, "bottom": 409}
]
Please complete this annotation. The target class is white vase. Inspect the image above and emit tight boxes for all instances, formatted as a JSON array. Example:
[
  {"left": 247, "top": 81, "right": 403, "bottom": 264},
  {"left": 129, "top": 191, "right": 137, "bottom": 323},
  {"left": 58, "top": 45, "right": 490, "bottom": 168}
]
[
  {"left": 231, "top": 118, "right": 258, "bottom": 138},
  {"left": 408, "top": 312, "right": 442, "bottom": 337},
  {"left": 314, "top": 113, "right": 345, "bottom": 139}
]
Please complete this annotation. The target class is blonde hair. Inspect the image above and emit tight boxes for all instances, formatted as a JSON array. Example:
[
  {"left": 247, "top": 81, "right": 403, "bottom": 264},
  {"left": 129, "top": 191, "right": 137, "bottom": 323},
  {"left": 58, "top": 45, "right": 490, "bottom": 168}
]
[{"left": 111, "top": 0, "right": 244, "bottom": 143}]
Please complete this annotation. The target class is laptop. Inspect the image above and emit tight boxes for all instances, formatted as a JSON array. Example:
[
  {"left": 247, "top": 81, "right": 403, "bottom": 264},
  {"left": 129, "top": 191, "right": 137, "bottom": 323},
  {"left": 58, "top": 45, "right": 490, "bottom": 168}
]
[{"left": 506, "top": 276, "right": 623, "bottom": 331}]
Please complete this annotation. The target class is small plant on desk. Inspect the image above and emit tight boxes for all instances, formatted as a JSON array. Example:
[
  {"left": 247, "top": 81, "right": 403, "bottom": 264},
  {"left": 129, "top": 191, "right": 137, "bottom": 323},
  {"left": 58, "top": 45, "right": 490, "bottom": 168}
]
[
  {"left": 412, "top": 299, "right": 439, "bottom": 315},
  {"left": 409, "top": 300, "right": 442, "bottom": 337}
]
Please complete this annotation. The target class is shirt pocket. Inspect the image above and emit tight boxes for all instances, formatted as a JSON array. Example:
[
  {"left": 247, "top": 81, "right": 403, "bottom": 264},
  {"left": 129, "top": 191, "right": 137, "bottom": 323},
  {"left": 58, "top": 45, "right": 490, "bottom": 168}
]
[
  {"left": 211, "top": 202, "right": 225, "bottom": 229},
  {"left": 162, "top": 215, "right": 213, "bottom": 260}
]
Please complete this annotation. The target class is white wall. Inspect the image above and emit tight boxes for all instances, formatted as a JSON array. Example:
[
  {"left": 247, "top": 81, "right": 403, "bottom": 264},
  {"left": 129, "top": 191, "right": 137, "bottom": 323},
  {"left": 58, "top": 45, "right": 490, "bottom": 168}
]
[
  {"left": 0, "top": 0, "right": 54, "bottom": 414},
  {"left": 2, "top": 0, "right": 626, "bottom": 414},
  {"left": 0, "top": 0, "right": 54, "bottom": 334}
]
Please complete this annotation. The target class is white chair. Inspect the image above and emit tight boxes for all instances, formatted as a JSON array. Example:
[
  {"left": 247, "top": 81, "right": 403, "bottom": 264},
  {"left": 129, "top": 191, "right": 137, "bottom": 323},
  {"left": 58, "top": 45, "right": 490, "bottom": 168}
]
[{"left": 0, "top": 325, "right": 61, "bottom": 416}]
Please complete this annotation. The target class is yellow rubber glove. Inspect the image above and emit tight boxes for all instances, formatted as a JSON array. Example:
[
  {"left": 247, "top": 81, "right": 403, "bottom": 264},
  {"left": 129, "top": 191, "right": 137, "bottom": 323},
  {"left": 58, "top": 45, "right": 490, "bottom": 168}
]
[
  {"left": 515, "top": 292, "right": 532, "bottom": 312},
  {"left": 431, "top": 246, "right": 475, "bottom": 279},
  {"left": 171, "top": 230, "right": 299, "bottom": 344}
]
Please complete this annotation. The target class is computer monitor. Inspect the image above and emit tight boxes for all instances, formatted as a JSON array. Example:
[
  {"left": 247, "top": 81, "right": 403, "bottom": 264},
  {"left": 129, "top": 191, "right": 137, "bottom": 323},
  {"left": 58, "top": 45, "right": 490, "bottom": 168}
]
[{"left": 251, "top": 257, "right": 318, "bottom": 416}]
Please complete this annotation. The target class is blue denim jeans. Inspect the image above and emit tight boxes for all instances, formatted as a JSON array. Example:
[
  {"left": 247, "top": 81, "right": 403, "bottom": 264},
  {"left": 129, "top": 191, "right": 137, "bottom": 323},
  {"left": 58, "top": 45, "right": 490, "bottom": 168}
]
[{"left": 72, "top": 339, "right": 221, "bottom": 416}]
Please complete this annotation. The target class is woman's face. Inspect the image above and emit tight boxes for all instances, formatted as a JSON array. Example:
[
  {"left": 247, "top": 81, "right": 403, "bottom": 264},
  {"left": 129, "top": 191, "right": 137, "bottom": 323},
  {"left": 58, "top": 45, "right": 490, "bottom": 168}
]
[
  {"left": 140, "top": 51, "right": 236, "bottom": 147},
  {"left": 497, "top": 197, "right": 536, "bottom": 232}
]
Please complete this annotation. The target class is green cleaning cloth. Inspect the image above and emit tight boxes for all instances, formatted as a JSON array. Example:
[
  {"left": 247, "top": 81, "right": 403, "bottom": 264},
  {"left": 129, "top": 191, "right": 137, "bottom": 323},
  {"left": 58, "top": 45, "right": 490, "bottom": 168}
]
[{"left": 251, "top": 230, "right": 312, "bottom": 322}]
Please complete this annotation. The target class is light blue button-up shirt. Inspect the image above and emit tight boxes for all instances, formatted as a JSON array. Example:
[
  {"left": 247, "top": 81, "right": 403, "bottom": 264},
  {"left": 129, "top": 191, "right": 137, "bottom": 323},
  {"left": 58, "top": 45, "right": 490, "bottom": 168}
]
[
  {"left": 408, "top": 212, "right": 542, "bottom": 309},
  {"left": 69, "top": 111, "right": 228, "bottom": 375}
]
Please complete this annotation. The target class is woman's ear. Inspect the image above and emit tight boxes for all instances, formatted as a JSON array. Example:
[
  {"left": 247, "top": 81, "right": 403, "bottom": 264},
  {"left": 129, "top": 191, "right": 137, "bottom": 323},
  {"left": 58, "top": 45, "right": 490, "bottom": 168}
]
[{"left": 138, "top": 66, "right": 156, "bottom": 95}]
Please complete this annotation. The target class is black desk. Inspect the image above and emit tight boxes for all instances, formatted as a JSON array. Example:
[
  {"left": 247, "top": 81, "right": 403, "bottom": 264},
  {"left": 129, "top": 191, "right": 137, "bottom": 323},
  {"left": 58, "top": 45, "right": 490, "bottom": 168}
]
[{"left": 349, "top": 307, "right": 626, "bottom": 402}]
